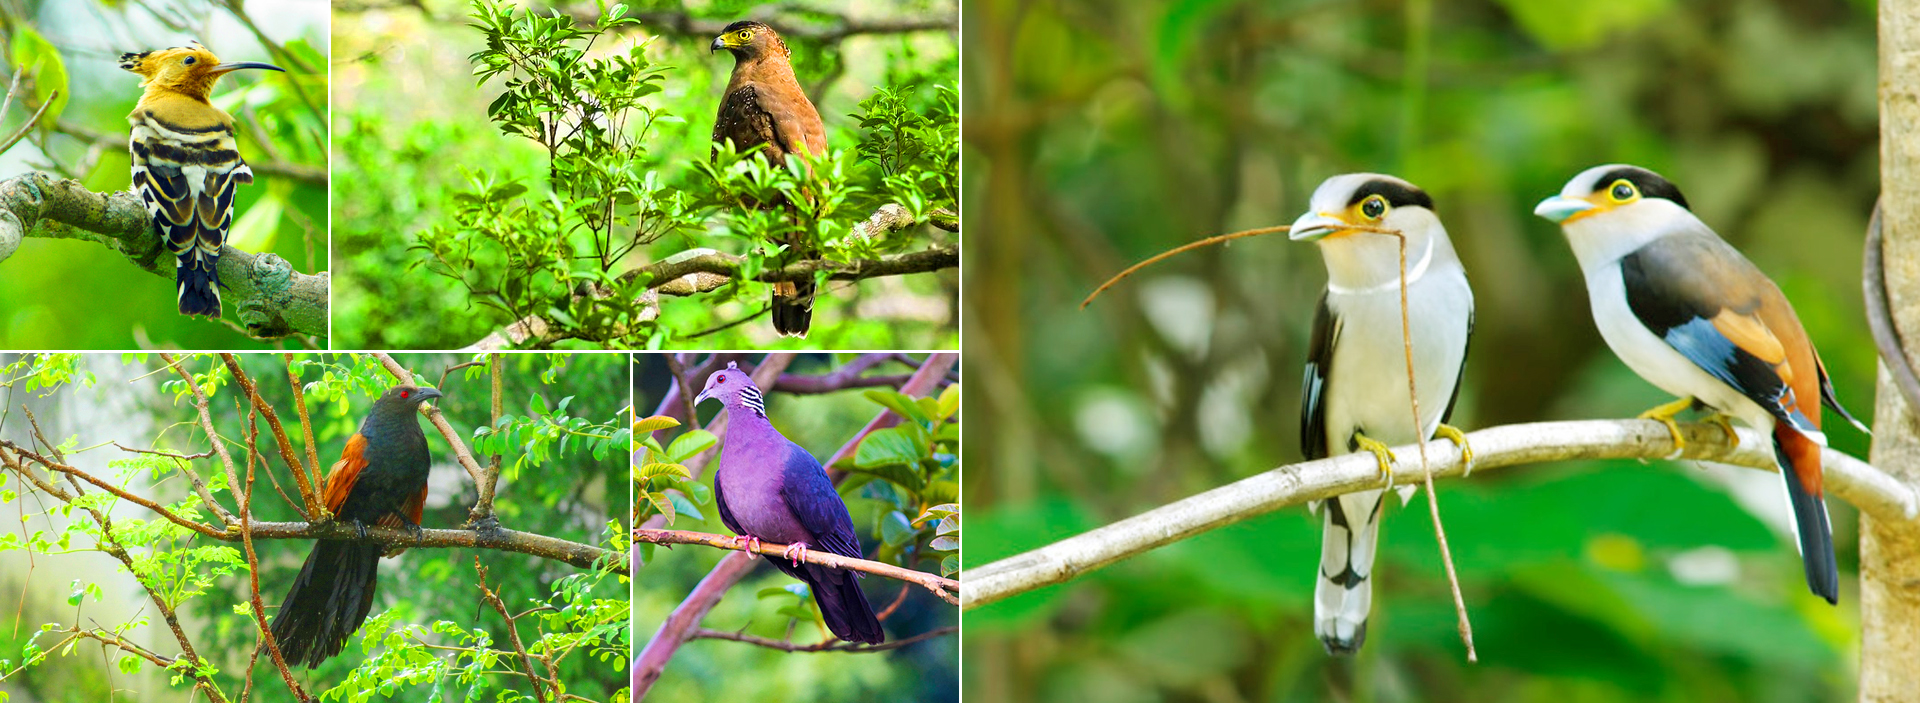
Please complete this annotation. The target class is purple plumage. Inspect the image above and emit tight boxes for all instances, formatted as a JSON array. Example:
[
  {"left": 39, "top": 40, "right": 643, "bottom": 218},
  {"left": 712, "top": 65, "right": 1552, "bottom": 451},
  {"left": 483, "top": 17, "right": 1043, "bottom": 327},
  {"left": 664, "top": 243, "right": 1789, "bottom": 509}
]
[{"left": 694, "top": 363, "right": 884, "bottom": 644}]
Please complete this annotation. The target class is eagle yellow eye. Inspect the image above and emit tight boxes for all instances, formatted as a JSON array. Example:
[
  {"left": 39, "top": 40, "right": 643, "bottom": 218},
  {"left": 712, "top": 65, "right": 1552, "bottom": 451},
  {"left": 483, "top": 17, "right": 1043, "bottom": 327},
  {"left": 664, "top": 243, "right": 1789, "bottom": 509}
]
[
  {"left": 1360, "top": 195, "right": 1387, "bottom": 220},
  {"left": 738, "top": 29, "right": 755, "bottom": 41},
  {"left": 1608, "top": 180, "right": 1637, "bottom": 203}
]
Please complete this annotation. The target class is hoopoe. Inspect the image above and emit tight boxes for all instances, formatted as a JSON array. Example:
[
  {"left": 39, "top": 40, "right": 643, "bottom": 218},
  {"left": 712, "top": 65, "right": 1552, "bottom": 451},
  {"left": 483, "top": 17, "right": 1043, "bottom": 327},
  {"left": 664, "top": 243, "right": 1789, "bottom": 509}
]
[{"left": 118, "top": 42, "right": 282, "bottom": 318}]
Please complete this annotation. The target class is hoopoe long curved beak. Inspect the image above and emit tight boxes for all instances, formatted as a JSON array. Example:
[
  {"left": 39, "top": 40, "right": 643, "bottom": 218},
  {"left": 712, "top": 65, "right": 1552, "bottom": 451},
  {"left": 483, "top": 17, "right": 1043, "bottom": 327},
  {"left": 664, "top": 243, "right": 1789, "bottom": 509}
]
[{"left": 211, "top": 61, "right": 285, "bottom": 75}]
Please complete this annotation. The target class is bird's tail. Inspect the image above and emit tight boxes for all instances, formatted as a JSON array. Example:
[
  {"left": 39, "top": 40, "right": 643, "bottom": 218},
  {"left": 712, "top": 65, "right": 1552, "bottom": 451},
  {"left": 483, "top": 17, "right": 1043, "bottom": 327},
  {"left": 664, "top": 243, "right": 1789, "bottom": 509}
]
[
  {"left": 175, "top": 251, "right": 223, "bottom": 318},
  {"left": 1773, "top": 425, "right": 1839, "bottom": 604},
  {"left": 770, "top": 280, "right": 814, "bottom": 337},
  {"left": 1314, "top": 489, "right": 1387, "bottom": 654},
  {"left": 269, "top": 539, "right": 383, "bottom": 668},
  {"left": 808, "top": 567, "right": 883, "bottom": 644}
]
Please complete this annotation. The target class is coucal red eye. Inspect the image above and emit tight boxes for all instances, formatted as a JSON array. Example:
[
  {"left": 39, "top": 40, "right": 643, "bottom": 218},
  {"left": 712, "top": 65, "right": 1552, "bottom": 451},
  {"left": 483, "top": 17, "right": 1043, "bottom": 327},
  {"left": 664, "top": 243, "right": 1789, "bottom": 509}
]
[{"left": 400, "top": 389, "right": 410, "bottom": 399}]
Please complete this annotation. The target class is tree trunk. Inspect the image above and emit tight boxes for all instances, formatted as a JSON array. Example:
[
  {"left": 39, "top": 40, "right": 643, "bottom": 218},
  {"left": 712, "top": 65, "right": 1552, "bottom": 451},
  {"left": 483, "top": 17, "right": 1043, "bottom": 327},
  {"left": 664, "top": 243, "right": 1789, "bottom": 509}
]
[{"left": 1861, "top": 3, "right": 1920, "bottom": 700}]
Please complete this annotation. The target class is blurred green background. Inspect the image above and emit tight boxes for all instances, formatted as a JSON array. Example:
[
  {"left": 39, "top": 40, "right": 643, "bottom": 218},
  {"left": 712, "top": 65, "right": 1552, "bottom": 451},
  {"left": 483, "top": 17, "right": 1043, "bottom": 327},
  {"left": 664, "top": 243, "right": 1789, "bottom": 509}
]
[
  {"left": 962, "top": 0, "right": 1879, "bottom": 700},
  {"left": 631, "top": 354, "right": 960, "bottom": 703},
  {"left": 0, "top": 0, "right": 329, "bottom": 349},
  {"left": 330, "top": 0, "right": 958, "bottom": 350}
]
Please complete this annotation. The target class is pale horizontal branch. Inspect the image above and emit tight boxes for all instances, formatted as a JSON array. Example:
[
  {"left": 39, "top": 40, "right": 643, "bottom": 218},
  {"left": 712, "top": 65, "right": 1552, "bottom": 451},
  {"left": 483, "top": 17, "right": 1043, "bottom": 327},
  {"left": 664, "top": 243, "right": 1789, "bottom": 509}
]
[
  {"left": 621, "top": 244, "right": 959, "bottom": 292},
  {"left": 635, "top": 528, "right": 958, "bottom": 606},
  {"left": 963, "top": 419, "right": 1912, "bottom": 609},
  {"left": 234, "top": 521, "right": 624, "bottom": 574},
  {"left": 0, "top": 172, "right": 328, "bottom": 338}
]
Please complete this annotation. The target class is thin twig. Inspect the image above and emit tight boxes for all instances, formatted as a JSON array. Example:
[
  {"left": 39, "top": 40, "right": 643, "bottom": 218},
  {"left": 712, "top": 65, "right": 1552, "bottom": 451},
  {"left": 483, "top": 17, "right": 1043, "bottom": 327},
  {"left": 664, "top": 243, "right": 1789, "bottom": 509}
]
[
  {"left": 633, "top": 529, "right": 959, "bottom": 605},
  {"left": 1080, "top": 225, "right": 1291, "bottom": 309},
  {"left": 689, "top": 624, "right": 957, "bottom": 653}
]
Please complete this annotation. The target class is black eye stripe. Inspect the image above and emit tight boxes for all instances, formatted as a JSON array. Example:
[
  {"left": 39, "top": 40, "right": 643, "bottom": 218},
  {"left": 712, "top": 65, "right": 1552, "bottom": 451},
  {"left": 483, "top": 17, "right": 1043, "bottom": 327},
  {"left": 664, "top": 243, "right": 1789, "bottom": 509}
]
[
  {"left": 1593, "top": 167, "right": 1689, "bottom": 210},
  {"left": 1345, "top": 179, "right": 1434, "bottom": 212}
]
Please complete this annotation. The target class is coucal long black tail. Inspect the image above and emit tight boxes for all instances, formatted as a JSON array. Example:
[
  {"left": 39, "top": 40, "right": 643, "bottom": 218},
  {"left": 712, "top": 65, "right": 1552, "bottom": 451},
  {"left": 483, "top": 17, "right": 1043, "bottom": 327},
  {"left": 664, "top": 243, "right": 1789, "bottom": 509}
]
[{"left": 270, "top": 540, "right": 382, "bottom": 667}]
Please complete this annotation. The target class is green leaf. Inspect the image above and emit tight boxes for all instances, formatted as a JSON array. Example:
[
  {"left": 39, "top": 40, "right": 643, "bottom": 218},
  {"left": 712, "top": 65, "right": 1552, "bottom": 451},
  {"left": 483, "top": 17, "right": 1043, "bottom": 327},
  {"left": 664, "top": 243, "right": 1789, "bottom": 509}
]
[
  {"left": 881, "top": 510, "right": 916, "bottom": 547},
  {"left": 665, "top": 429, "right": 716, "bottom": 462},
  {"left": 935, "top": 383, "right": 959, "bottom": 421},
  {"left": 638, "top": 462, "right": 690, "bottom": 481},
  {"left": 855, "top": 426, "right": 925, "bottom": 469},
  {"left": 633, "top": 411, "right": 679, "bottom": 434},
  {"left": 10, "top": 25, "right": 68, "bottom": 130},
  {"left": 645, "top": 491, "right": 675, "bottom": 524},
  {"left": 863, "top": 389, "right": 930, "bottom": 425}
]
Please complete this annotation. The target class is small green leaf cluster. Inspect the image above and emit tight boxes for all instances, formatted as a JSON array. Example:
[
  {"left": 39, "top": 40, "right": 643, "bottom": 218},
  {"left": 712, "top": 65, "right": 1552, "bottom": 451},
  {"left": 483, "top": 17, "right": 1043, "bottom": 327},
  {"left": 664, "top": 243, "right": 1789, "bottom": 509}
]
[
  {"left": 843, "top": 383, "right": 960, "bottom": 576},
  {"left": 472, "top": 392, "right": 634, "bottom": 476},
  {"left": 629, "top": 415, "right": 716, "bottom": 531}
]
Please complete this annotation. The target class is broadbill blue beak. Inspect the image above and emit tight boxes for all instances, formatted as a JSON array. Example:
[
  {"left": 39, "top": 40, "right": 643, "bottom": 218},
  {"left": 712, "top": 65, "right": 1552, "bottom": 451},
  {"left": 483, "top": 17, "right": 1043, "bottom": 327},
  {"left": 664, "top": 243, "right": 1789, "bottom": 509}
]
[
  {"left": 1289, "top": 212, "right": 1348, "bottom": 242},
  {"left": 1534, "top": 195, "right": 1596, "bottom": 224}
]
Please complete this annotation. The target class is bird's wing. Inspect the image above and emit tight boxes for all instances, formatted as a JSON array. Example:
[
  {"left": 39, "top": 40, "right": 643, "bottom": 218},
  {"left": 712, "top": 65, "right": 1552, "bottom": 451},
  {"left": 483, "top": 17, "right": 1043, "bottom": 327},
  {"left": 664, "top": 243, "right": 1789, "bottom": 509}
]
[
  {"left": 754, "top": 74, "right": 827, "bottom": 158},
  {"left": 1440, "top": 308, "right": 1475, "bottom": 425},
  {"left": 322, "top": 433, "right": 369, "bottom": 516},
  {"left": 1300, "top": 293, "right": 1339, "bottom": 461},
  {"left": 713, "top": 474, "right": 744, "bottom": 537},
  {"left": 129, "top": 100, "right": 250, "bottom": 271},
  {"left": 1619, "top": 231, "right": 1819, "bottom": 433},
  {"left": 777, "top": 442, "right": 864, "bottom": 560},
  {"left": 711, "top": 84, "right": 783, "bottom": 162}
]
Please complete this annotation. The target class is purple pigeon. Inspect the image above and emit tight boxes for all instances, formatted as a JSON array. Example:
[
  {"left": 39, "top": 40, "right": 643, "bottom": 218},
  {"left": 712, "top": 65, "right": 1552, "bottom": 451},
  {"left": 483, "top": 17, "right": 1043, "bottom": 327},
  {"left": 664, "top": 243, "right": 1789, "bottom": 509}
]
[{"left": 694, "top": 362, "right": 884, "bottom": 644}]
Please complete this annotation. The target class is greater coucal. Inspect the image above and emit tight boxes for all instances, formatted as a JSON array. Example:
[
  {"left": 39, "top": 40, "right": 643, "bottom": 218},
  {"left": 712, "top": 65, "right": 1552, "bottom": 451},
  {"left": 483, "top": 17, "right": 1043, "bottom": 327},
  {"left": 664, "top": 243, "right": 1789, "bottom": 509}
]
[
  {"left": 710, "top": 21, "right": 829, "bottom": 337},
  {"left": 270, "top": 385, "right": 442, "bottom": 667},
  {"left": 118, "top": 42, "right": 283, "bottom": 318}
]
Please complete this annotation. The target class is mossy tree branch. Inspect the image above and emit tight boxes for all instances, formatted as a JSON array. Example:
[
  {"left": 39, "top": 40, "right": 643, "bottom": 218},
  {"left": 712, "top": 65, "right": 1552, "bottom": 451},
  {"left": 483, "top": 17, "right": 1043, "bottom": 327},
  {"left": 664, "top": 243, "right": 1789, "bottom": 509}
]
[{"left": 0, "top": 172, "right": 328, "bottom": 339}]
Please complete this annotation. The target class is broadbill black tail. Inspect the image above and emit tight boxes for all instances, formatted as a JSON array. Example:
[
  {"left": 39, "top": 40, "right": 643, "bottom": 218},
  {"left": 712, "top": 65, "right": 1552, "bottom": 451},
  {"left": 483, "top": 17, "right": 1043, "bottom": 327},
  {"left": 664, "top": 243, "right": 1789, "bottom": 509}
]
[
  {"left": 269, "top": 539, "right": 382, "bottom": 668},
  {"left": 1775, "top": 428, "right": 1839, "bottom": 604}
]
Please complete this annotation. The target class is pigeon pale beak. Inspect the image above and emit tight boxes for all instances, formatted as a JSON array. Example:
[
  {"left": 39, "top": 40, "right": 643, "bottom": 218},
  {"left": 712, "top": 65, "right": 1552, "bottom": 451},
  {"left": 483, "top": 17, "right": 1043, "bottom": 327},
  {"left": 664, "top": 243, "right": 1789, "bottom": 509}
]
[
  {"left": 693, "top": 387, "right": 716, "bottom": 405},
  {"left": 1534, "top": 195, "right": 1596, "bottom": 224},
  {"left": 1289, "top": 212, "right": 1349, "bottom": 242}
]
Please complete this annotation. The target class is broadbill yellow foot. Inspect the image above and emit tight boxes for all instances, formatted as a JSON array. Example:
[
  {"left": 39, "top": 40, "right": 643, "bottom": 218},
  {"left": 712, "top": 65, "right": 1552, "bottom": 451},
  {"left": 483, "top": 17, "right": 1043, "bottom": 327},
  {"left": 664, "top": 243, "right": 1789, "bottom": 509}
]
[
  {"left": 1352, "top": 431, "right": 1398, "bottom": 490},
  {"left": 1436, "top": 423, "right": 1475, "bottom": 475},
  {"left": 1639, "top": 396, "right": 1697, "bottom": 458},
  {"left": 1705, "top": 412, "right": 1740, "bottom": 446}
]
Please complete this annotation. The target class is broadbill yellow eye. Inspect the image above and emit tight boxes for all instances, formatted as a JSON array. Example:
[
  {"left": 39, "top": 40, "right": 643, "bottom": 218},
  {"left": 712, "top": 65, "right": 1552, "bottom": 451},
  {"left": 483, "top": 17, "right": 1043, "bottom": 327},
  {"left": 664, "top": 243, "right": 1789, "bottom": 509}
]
[
  {"left": 1608, "top": 180, "right": 1638, "bottom": 203},
  {"left": 1359, "top": 195, "right": 1387, "bottom": 220}
]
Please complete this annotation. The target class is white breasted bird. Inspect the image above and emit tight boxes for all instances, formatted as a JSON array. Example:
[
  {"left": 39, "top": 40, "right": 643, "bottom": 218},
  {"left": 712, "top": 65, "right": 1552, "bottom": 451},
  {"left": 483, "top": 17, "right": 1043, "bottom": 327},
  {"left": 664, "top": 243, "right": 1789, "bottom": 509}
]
[
  {"left": 1291, "top": 174, "right": 1475, "bottom": 654},
  {"left": 1535, "top": 164, "right": 1868, "bottom": 604},
  {"left": 119, "top": 42, "right": 283, "bottom": 318}
]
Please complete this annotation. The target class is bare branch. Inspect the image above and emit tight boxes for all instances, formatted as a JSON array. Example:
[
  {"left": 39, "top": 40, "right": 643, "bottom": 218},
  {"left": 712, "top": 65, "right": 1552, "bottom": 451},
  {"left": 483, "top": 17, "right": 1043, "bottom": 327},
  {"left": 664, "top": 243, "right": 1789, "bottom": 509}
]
[
  {"left": 634, "top": 529, "right": 958, "bottom": 605},
  {"left": 0, "top": 173, "right": 328, "bottom": 338},
  {"left": 563, "top": 5, "right": 957, "bottom": 42},
  {"left": 963, "top": 419, "right": 1909, "bottom": 609}
]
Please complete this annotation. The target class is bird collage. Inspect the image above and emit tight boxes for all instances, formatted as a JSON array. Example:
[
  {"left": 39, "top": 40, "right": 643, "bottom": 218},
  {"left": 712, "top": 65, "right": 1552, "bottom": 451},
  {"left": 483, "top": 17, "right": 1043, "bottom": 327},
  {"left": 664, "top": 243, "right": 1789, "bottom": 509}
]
[{"left": 0, "top": 0, "right": 1917, "bottom": 702}]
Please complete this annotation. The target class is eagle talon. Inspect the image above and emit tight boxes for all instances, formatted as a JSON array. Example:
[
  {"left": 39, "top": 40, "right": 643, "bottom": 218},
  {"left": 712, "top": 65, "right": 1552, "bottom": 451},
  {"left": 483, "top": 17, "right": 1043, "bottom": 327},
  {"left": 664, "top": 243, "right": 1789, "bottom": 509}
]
[
  {"left": 1639, "top": 396, "right": 1696, "bottom": 459},
  {"left": 1352, "top": 431, "right": 1397, "bottom": 490},
  {"left": 1435, "top": 423, "right": 1475, "bottom": 476}
]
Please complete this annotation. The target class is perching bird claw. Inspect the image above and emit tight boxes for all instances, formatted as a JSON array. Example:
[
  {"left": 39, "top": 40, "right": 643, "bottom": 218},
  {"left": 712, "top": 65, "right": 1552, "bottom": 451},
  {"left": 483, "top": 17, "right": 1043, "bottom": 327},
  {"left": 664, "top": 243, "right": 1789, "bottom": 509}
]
[
  {"left": 1436, "top": 423, "right": 1475, "bottom": 475},
  {"left": 1351, "top": 432, "right": 1398, "bottom": 490},
  {"left": 1705, "top": 412, "right": 1740, "bottom": 446},
  {"left": 783, "top": 541, "right": 811, "bottom": 568},
  {"left": 732, "top": 534, "right": 763, "bottom": 559},
  {"left": 1639, "top": 396, "right": 1696, "bottom": 458}
]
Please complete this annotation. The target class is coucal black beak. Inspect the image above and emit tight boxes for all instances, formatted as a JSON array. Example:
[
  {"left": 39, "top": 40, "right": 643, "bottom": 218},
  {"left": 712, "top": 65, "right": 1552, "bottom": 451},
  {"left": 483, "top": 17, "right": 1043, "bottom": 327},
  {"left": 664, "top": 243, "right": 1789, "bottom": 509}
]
[
  {"left": 211, "top": 61, "right": 286, "bottom": 74},
  {"left": 415, "top": 387, "right": 444, "bottom": 402}
]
